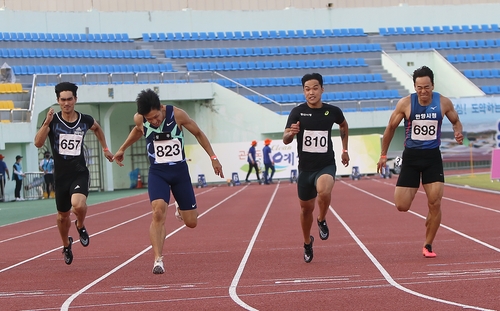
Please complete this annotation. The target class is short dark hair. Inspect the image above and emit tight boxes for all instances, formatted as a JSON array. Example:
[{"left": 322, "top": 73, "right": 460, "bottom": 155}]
[
  {"left": 412, "top": 66, "right": 434, "bottom": 85},
  {"left": 55, "top": 82, "right": 78, "bottom": 99},
  {"left": 136, "top": 89, "right": 161, "bottom": 115},
  {"left": 301, "top": 73, "right": 323, "bottom": 87}
]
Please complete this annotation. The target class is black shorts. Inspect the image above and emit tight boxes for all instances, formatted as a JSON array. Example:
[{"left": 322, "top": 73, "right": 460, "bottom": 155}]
[
  {"left": 297, "top": 163, "right": 337, "bottom": 201},
  {"left": 55, "top": 171, "right": 90, "bottom": 213},
  {"left": 396, "top": 147, "right": 444, "bottom": 188},
  {"left": 44, "top": 174, "right": 54, "bottom": 185}
]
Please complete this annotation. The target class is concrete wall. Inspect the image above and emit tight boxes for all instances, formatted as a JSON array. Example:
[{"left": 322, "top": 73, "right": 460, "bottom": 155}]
[
  {"left": 0, "top": 4, "right": 499, "bottom": 37},
  {"left": 2, "top": 0, "right": 499, "bottom": 11},
  {"left": 382, "top": 51, "right": 485, "bottom": 98}
]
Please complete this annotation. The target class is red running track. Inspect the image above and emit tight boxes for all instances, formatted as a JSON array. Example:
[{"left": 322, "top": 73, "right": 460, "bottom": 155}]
[{"left": 0, "top": 177, "right": 499, "bottom": 311}]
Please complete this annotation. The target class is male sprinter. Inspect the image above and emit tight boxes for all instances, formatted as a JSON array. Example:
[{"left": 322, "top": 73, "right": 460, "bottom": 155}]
[{"left": 113, "top": 89, "right": 224, "bottom": 274}]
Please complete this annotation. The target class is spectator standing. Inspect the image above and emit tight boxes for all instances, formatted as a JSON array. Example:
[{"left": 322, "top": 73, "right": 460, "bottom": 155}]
[
  {"left": 12, "top": 155, "right": 25, "bottom": 201},
  {"left": 0, "top": 154, "right": 10, "bottom": 201},
  {"left": 39, "top": 151, "right": 55, "bottom": 198}
]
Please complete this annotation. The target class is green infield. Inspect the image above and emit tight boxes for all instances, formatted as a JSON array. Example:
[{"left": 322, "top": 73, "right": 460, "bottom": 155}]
[
  {"left": 0, "top": 188, "right": 148, "bottom": 226},
  {"left": 445, "top": 172, "right": 500, "bottom": 192}
]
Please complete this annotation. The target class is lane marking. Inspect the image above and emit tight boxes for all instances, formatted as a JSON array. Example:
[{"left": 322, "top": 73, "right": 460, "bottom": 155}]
[
  {"left": 0, "top": 192, "right": 149, "bottom": 229},
  {"left": 0, "top": 199, "right": 150, "bottom": 244},
  {"left": 60, "top": 186, "right": 247, "bottom": 311},
  {"left": 1, "top": 188, "right": 215, "bottom": 271},
  {"left": 359, "top": 181, "right": 500, "bottom": 253},
  {"left": 373, "top": 179, "right": 500, "bottom": 213},
  {"left": 0, "top": 212, "right": 149, "bottom": 273},
  {"left": 338, "top": 181, "right": 496, "bottom": 311},
  {"left": 229, "top": 182, "right": 280, "bottom": 311}
]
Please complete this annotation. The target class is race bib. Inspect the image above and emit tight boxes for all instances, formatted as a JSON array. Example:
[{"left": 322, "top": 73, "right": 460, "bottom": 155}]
[
  {"left": 154, "top": 138, "right": 182, "bottom": 163},
  {"left": 411, "top": 119, "right": 438, "bottom": 141},
  {"left": 59, "top": 133, "right": 83, "bottom": 156},
  {"left": 302, "top": 130, "right": 329, "bottom": 153}
]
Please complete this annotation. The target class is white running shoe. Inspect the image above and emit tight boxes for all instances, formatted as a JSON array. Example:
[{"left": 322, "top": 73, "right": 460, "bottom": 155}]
[
  {"left": 152, "top": 256, "right": 165, "bottom": 274},
  {"left": 174, "top": 201, "right": 183, "bottom": 222}
]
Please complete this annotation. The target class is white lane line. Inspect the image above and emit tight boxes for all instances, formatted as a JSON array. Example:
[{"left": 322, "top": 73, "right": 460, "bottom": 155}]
[
  {"left": 1, "top": 188, "right": 215, "bottom": 271},
  {"left": 60, "top": 186, "right": 247, "bottom": 311},
  {"left": 0, "top": 199, "right": 150, "bottom": 244},
  {"left": 338, "top": 181, "right": 496, "bottom": 311},
  {"left": 362, "top": 181, "right": 500, "bottom": 252},
  {"left": 373, "top": 179, "right": 500, "bottom": 213},
  {"left": 0, "top": 212, "right": 149, "bottom": 273},
  {"left": 229, "top": 183, "right": 280, "bottom": 311},
  {"left": 0, "top": 192, "right": 149, "bottom": 229}
]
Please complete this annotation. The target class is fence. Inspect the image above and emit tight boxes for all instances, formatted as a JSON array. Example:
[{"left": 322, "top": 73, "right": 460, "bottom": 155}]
[{"left": 23, "top": 172, "right": 45, "bottom": 200}]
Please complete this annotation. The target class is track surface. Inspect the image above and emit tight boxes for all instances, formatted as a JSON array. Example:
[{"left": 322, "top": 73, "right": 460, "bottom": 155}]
[{"left": 1, "top": 176, "right": 499, "bottom": 311}]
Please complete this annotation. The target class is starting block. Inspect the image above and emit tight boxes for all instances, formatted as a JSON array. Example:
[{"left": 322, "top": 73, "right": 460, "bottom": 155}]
[
  {"left": 197, "top": 174, "right": 207, "bottom": 188},
  {"left": 290, "top": 169, "right": 298, "bottom": 183},
  {"left": 231, "top": 172, "right": 241, "bottom": 186},
  {"left": 380, "top": 164, "right": 392, "bottom": 179},
  {"left": 351, "top": 166, "right": 361, "bottom": 180}
]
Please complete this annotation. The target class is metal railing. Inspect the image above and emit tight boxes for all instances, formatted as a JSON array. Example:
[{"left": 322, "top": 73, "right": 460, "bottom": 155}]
[{"left": 23, "top": 172, "right": 45, "bottom": 200}]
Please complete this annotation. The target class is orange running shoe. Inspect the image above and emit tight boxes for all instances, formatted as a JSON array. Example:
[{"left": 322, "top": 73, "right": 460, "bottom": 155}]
[{"left": 422, "top": 245, "right": 436, "bottom": 258}]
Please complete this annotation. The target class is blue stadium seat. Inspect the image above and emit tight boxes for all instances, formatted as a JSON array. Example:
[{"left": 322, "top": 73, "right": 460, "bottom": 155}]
[
  {"left": 412, "top": 42, "right": 423, "bottom": 50},
  {"left": 461, "top": 25, "right": 472, "bottom": 33},
  {"left": 480, "top": 86, "right": 491, "bottom": 94},
  {"left": 490, "top": 86, "right": 500, "bottom": 94},
  {"left": 323, "top": 29, "right": 334, "bottom": 37},
  {"left": 216, "top": 32, "right": 226, "bottom": 40},
  {"left": 463, "top": 70, "right": 473, "bottom": 78},
  {"left": 451, "top": 25, "right": 462, "bottom": 33},
  {"left": 395, "top": 42, "right": 405, "bottom": 50},
  {"left": 442, "top": 26, "right": 452, "bottom": 34},
  {"left": 395, "top": 27, "right": 405, "bottom": 35},
  {"left": 482, "top": 69, "right": 493, "bottom": 78},
  {"left": 438, "top": 41, "right": 449, "bottom": 49},
  {"left": 466, "top": 40, "right": 477, "bottom": 48},
  {"left": 471, "top": 25, "right": 481, "bottom": 33},
  {"left": 477, "top": 40, "right": 487, "bottom": 48},
  {"left": 278, "top": 30, "right": 288, "bottom": 39},
  {"left": 432, "top": 26, "right": 442, "bottom": 34},
  {"left": 305, "top": 29, "right": 315, "bottom": 38},
  {"left": 355, "top": 74, "right": 365, "bottom": 83},
  {"left": 346, "top": 58, "right": 356, "bottom": 67},
  {"left": 250, "top": 30, "right": 262, "bottom": 40},
  {"left": 483, "top": 54, "right": 494, "bottom": 62}
]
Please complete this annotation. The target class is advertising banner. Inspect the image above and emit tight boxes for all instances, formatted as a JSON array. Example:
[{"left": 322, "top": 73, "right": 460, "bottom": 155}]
[{"left": 185, "top": 134, "right": 381, "bottom": 184}]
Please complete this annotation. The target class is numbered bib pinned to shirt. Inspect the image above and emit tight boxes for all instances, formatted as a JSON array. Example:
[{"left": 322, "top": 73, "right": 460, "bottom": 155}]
[
  {"left": 302, "top": 130, "right": 329, "bottom": 153},
  {"left": 411, "top": 119, "right": 438, "bottom": 141},
  {"left": 153, "top": 132, "right": 182, "bottom": 163},
  {"left": 59, "top": 133, "right": 83, "bottom": 156}
]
